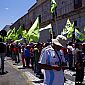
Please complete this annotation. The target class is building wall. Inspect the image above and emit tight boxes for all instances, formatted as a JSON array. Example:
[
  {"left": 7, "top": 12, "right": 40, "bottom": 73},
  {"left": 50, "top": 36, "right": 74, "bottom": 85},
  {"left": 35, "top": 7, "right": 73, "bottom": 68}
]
[
  {"left": 10, "top": 0, "right": 85, "bottom": 42},
  {"left": 56, "top": 0, "right": 85, "bottom": 34},
  {"left": 57, "top": 0, "right": 74, "bottom": 17},
  {"left": 3, "top": 25, "right": 10, "bottom": 32},
  {"left": 28, "top": 0, "right": 52, "bottom": 27}
]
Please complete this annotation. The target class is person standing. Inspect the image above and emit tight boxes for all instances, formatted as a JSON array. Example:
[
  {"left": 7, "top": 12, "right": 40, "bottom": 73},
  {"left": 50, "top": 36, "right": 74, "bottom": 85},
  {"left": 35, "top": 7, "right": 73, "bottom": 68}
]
[
  {"left": 67, "top": 42, "right": 74, "bottom": 70},
  {"left": 21, "top": 45, "right": 25, "bottom": 67},
  {"left": 30, "top": 45, "right": 34, "bottom": 70},
  {"left": 75, "top": 43, "right": 84, "bottom": 84},
  {"left": 24, "top": 45, "right": 30, "bottom": 68},
  {"left": 39, "top": 35, "right": 67, "bottom": 85},
  {"left": 0, "top": 38, "right": 6, "bottom": 74},
  {"left": 34, "top": 43, "right": 39, "bottom": 73}
]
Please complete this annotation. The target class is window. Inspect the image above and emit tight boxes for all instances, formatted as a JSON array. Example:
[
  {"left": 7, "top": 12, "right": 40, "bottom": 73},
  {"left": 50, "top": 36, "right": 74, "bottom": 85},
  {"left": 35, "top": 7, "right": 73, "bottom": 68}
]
[
  {"left": 74, "top": 0, "right": 82, "bottom": 9},
  {"left": 74, "top": 20, "right": 77, "bottom": 26},
  {"left": 39, "top": 15, "right": 41, "bottom": 23}
]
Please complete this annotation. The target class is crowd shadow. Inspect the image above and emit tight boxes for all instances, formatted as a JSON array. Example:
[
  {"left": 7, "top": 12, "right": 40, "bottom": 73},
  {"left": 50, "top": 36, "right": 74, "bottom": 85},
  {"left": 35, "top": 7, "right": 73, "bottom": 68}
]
[
  {"left": 18, "top": 66, "right": 32, "bottom": 69},
  {"left": 33, "top": 79, "right": 43, "bottom": 83},
  {"left": 18, "top": 67, "right": 26, "bottom": 69}
]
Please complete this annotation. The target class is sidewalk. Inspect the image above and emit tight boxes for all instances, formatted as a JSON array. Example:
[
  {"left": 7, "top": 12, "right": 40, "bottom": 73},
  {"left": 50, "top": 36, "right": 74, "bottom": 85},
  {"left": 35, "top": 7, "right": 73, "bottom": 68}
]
[{"left": 6, "top": 57, "right": 76, "bottom": 85}]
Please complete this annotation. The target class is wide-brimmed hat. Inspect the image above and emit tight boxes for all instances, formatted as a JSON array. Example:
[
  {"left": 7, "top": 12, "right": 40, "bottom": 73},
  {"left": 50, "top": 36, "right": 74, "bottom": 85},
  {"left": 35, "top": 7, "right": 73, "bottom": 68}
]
[{"left": 52, "top": 35, "right": 67, "bottom": 47}]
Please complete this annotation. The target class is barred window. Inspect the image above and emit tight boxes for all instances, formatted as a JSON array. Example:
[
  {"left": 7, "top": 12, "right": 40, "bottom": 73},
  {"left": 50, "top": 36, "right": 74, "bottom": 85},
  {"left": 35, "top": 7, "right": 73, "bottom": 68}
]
[{"left": 74, "top": 0, "right": 82, "bottom": 9}]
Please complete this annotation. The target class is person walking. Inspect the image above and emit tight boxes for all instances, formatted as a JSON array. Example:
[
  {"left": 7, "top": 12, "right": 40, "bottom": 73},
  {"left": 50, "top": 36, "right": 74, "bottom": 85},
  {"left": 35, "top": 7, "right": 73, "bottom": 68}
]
[
  {"left": 0, "top": 38, "right": 6, "bottom": 74},
  {"left": 39, "top": 35, "right": 67, "bottom": 85}
]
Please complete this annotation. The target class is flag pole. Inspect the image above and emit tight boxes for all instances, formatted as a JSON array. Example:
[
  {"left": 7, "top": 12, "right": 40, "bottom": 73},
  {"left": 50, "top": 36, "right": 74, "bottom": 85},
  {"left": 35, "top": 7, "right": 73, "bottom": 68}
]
[
  {"left": 53, "top": 8, "right": 58, "bottom": 36},
  {"left": 39, "top": 15, "right": 41, "bottom": 42},
  {"left": 72, "top": 22, "right": 76, "bottom": 43},
  {"left": 50, "top": 0, "right": 58, "bottom": 38}
]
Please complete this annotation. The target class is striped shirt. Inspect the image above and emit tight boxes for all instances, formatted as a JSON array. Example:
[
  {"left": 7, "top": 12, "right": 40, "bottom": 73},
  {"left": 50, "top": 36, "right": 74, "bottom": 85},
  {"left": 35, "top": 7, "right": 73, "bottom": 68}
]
[{"left": 39, "top": 45, "right": 65, "bottom": 85}]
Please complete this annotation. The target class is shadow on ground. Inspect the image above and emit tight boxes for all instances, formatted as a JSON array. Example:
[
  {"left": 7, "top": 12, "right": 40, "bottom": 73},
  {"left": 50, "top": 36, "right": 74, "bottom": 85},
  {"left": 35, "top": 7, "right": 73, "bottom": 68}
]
[{"left": 0, "top": 71, "right": 8, "bottom": 75}]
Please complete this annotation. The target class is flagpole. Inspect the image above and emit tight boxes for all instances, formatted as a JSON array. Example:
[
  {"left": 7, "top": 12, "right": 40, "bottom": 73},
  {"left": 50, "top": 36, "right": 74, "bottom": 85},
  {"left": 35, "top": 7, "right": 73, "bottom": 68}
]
[
  {"left": 51, "top": 2, "right": 58, "bottom": 38},
  {"left": 52, "top": 7, "right": 58, "bottom": 39},
  {"left": 72, "top": 22, "right": 76, "bottom": 43},
  {"left": 54, "top": 8, "right": 58, "bottom": 36},
  {"left": 50, "top": 0, "right": 57, "bottom": 39}
]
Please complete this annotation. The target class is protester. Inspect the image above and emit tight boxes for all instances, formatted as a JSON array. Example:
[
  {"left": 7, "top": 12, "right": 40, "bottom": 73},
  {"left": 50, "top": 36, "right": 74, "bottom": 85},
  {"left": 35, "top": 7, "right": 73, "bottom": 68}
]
[
  {"left": 34, "top": 43, "right": 43, "bottom": 78},
  {"left": 15, "top": 43, "right": 20, "bottom": 63},
  {"left": 18, "top": 43, "right": 21, "bottom": 63},
  {"left": 39, "top": 35, "right": 67, "bottom": 85},
  {"left": 10, "top": 43, "right": 15, "bottom": 60},
  {"left": 6, "top": 43, "right": 10, "bottom": 57},
  {"left": 13, "top": 44, "right": 18, "bottom": 63},
  {"left": 82, "top": 42, "right": 85, "bottom": 66},
  {"left": 67, "top": 41, "right": 73, "bottom": 70},
  {"left": 24, "top": 45, "right": 30, "bottom": 68},
  {"left": 21, "top": 45, "right": 25, "bottom": 67},
  {"left": 34, "top": 43, "right": 40, "bottom": 73},
  {"left": 0, "top": 38, "right": 6, "bottom": 74},
  {"left": 75, "top": 43, "right": 84, "bottom": 84},
  {"left": 30, "top": 44, "right": 35, "bottom": 70}
]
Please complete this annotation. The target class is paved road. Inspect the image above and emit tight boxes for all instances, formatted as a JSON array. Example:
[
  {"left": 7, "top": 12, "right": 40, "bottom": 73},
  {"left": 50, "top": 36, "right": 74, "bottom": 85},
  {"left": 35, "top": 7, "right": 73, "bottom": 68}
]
[
  {"left": 0, "top": 59, "right": 29, "bottom": 85},
  {"left": 1, "top": 57, "right": 85, "bottom": 85},
  {"left": 5, "top": 57, "right": 75, "bottom": 85}
]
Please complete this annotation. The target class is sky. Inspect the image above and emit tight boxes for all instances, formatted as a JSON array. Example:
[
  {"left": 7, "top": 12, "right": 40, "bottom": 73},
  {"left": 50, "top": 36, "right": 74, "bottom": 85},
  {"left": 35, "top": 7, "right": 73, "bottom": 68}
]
[{"left": 0, "top": 0, "right": 36, "bottom": 30}]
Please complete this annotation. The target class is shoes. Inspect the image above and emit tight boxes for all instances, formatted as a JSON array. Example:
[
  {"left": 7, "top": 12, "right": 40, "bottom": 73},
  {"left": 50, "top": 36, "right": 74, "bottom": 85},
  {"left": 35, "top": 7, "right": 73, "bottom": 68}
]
[
  {"left": 1, "top": 72, "right": 5, "bottom": 74},
  {"left": 0, "top": 72, "right": 5, "bottom": 75}
]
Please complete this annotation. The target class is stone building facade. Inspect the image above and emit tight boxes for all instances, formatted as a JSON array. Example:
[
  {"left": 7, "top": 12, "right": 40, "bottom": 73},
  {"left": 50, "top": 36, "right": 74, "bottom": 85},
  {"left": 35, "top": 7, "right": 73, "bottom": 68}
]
[{"left": 10, "top": 0, "right": 85, "bottom": 42}]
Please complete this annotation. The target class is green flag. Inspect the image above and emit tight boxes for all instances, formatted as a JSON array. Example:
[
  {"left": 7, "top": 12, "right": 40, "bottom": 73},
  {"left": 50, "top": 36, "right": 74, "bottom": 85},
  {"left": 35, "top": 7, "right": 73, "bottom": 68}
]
[
  {"left": 7, "top": 27, "right": 16, "bottom": 40},
  {"left": 16, "top": 26, "right": 23, "bottom": 39},
  {"left": 67, "top": 22, "right": 74, "bottom": 38},
  {"left": 84, "top": 27, "right": 85, "bottom": 32},
  {"left": 14, "top": 39, "right": 22, "bottom": 43},
  {"left": 16, "top": 26, "right": 23, "bottom": 35},
  {"left": 27, "top": 17, "right": 40, "bottom": 43},
  {"left": 6, "top": 29, "right": 12, "bottom": 41},
  {"left": 61, "top": 18, "right": 72, "bottom": 35},
  {"left": 7, "top": 29, "right": 11, "bottom": 36},
  {"left": 22, "top": 30, "right": 27, "bottom": 39},
  {"left": 65, "top": 18, "right": 72, "bottom": 29},
  {"left": 50, "top": 0, "right": 57, "bottom": 13},
  {"left": 75, "top": 29, "right": 85, "bottom": 41}
]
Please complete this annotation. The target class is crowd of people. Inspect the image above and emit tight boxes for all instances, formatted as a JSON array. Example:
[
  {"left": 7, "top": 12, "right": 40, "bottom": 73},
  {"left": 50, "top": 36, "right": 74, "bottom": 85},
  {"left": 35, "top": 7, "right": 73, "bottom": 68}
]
[
  {"left": 6, "top": 40, "right": 49, "bottom": 77},
  {"left": 0, "top": 35, "right": 85, "bottom": 85}
]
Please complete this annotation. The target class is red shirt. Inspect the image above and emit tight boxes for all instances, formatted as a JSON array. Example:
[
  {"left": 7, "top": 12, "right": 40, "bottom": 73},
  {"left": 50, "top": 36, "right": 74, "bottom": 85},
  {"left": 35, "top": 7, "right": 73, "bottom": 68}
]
[{"left": 62, "top": 48, "right": 67, "bottom": 55}]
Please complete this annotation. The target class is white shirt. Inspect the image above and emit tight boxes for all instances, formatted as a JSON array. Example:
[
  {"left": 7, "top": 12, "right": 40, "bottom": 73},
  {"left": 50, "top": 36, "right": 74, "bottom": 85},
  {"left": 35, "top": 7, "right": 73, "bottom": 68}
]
[{"left": 39, "top": 45, "right": 65, "bottom": 85}]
